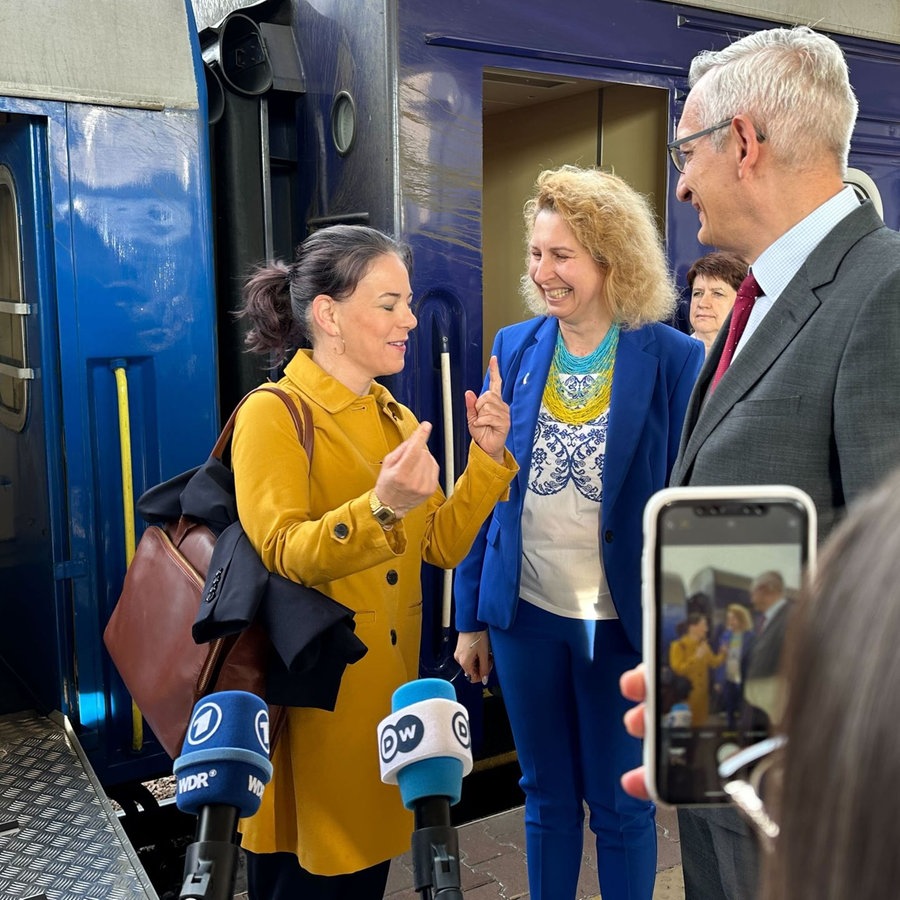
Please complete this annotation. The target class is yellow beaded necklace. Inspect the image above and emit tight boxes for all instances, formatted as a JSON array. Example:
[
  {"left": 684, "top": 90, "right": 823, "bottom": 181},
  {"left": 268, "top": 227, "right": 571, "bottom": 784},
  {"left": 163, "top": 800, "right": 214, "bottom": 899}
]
[{"left": 542, "top": 325, "right": 619, "bottom": 425}]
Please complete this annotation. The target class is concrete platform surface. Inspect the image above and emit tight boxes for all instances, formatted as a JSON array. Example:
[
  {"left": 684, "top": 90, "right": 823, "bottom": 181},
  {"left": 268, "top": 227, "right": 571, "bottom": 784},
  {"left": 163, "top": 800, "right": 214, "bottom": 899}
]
[
  {"left": 383, "top": 803, "right": 683, "bottom": 899},
  {"left": 234, "top": 803, "right": 684, "bottom": 899}
]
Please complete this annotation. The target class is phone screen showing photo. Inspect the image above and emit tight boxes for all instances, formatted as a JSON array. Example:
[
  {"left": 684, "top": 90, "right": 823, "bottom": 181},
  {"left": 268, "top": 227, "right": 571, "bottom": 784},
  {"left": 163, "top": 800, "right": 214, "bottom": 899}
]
[{"left": 652, "top": 498, "right": 810, "bottom": 804}]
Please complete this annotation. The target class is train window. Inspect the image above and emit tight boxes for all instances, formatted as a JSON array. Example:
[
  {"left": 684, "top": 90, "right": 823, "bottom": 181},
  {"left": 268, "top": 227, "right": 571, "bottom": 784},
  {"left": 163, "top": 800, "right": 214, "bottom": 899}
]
[
  {"left": 0, "top": 164, "right": 27, "bottom": 433},
  {"left": 844, "top": 167, "right": 884, "bottom": 219}
]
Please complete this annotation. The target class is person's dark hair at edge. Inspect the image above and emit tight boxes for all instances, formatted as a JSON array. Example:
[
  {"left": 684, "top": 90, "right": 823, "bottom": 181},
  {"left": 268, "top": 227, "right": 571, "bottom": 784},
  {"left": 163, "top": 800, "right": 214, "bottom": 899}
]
[
  {"left": 767, "top": 464, "right": 900, "bottom": 900},
  {"left": 238, "top": 224, "right": 413, "bottom": 365}
]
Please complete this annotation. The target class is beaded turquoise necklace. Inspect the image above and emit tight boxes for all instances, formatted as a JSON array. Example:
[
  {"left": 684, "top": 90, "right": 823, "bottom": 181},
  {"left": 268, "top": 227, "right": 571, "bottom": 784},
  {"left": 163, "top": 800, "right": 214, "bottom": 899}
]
[{"left": 543, "top": 324, "right": 620, "bottom": 424}]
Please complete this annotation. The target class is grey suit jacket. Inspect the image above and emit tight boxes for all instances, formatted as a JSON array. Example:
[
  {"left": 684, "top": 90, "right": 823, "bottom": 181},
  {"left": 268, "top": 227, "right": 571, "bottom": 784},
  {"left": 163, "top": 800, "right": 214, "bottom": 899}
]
[
  {"left": 671, "top": 201, "right": 900, "bottom": 540},
  {"left": 746, "top": 601, "right": 791, "bottom": 681}
]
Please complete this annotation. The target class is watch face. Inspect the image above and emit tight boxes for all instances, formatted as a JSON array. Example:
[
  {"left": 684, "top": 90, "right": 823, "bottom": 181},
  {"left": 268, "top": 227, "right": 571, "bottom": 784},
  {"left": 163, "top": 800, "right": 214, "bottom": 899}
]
[
  {"left": 374, "top": 506, "right": 396, "bottom": 525},
  {"left": 369, "top": 490, "right": 396, "bottom": 525}
]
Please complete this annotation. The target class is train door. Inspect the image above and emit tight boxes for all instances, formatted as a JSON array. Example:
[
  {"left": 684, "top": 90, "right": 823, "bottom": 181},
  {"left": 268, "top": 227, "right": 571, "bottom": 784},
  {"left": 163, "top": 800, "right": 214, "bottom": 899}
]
[
  {"left": 0, "top": 113, "right": 69, "bottom": 716},
  {"left": 423, "top": 59, "right": 673, "bottom": 780},
  {"left": 481, "top": 70, "right": 672, "bottom": 366}
]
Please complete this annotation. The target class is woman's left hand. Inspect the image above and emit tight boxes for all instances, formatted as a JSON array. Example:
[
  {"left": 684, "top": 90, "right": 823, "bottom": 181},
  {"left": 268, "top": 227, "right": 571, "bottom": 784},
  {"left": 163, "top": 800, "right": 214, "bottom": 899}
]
[
  {"left": 465, "top": 356, "right": 510, "bottom": 463},
  {"left": 453, "top": 630, "right": 493, "bottom": 685}
]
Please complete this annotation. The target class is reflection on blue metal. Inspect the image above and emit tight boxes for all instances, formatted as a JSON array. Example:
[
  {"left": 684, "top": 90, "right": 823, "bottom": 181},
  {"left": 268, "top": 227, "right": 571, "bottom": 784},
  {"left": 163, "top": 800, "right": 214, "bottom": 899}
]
[
  {"left": 0, "top": 2, "right": 218, "bottom": 788},
  {"left": 76, "top": 691, "right": 106, "bottom": 732}
]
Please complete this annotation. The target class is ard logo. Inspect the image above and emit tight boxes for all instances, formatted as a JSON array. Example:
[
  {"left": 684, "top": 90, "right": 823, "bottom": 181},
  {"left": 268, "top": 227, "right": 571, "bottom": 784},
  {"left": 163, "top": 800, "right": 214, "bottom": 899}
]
[
  {"left": 255, "top": 709, "right": 270, "bottom": 754},
  {"left": 187, "top": 701, "right": 223, "bottom": 745}
]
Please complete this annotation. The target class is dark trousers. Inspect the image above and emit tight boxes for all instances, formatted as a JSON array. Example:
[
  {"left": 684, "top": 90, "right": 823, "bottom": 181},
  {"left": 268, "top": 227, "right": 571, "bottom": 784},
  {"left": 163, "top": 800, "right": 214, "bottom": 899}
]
[
  {"left": 721, "top": 681, "right": 744, "bottom": 729},
  {"left": 677, "top": 807, "right": 759, "bottom": 900},
  {"left": 245, "top": 850, "right": 391, "bottom": 900}
]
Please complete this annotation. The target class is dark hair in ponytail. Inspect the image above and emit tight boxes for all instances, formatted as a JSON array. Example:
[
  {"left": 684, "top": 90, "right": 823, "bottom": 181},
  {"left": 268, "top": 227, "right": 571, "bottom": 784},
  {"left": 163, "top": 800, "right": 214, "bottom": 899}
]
[{"left": 238, "top": 224, "right": 412, "bottom": 365}]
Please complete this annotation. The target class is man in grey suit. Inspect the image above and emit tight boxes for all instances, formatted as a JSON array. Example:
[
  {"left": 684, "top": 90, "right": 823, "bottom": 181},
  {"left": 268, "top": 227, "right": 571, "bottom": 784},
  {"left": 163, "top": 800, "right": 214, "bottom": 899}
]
[
  {"left": 664, "top": 24, "right": 900, "bottom": 900},
  {"left": 743, "top": 571, "right": 790, "bottom": 728}
]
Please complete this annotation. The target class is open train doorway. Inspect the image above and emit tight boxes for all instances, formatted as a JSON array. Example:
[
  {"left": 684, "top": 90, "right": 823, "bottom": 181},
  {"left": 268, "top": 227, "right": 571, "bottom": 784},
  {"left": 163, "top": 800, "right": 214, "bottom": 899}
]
[
  {"left": 0, "top": 113, "right": 68, "bottom": 718},
  {"left": 481, "top": 69, "right": 670, "bottom": 368},
  {"left": 450, "top": 71, "right": 672, "bottom": 820}
]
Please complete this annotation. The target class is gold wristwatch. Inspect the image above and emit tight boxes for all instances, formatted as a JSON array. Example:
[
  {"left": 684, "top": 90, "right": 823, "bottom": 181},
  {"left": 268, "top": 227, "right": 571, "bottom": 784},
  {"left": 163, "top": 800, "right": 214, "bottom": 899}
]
[{"left": 368, "top": 490, "right": 398, "bottom": 530}]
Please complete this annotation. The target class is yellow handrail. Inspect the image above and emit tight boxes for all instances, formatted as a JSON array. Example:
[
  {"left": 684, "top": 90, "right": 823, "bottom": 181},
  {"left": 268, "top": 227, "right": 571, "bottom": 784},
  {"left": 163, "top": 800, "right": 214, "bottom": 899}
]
[{"left": 112, "top": 360, "right": 143, "bottom": 751}]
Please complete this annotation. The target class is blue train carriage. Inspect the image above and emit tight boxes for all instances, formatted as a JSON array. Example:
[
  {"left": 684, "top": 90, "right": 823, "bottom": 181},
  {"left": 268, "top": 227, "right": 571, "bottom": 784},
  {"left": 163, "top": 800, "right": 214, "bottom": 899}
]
[
  {"left": 2, "top": 0, "right": 900, "bottom": 821},
  {"left": 0, "top": 0, "right": 220, "bottom": 794},
  {"left": 276, "top": 0, "right": 900, "bottom": 750}
]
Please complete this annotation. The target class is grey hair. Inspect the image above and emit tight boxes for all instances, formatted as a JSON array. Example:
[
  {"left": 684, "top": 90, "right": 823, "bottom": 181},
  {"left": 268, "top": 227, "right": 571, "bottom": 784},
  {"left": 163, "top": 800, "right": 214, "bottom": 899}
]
[
  {"left": 689, "top": 26, "right": 858, "bottom": 174},
  {"left": 752, "top": 570, "right": 785, "bottom": 593}
]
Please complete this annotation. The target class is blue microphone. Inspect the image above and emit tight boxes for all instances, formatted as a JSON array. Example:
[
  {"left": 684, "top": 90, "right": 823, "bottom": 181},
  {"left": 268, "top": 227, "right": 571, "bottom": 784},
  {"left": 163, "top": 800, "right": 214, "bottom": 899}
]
[
  {"left": 378, "top": 678, "right": 473, "bottom": 899},
  {"left": 174, "top": 691, "right": 273, "bottom": 900}
]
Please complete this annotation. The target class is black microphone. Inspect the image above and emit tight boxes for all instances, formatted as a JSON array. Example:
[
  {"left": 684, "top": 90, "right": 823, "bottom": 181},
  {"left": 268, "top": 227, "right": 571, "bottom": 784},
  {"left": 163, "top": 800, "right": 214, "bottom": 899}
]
[
  {"left": 174, "top": 691, "right": 273, "bottom": 900},
  {"left": 378, "top": 678, "right": 473, "bottom": 899}
]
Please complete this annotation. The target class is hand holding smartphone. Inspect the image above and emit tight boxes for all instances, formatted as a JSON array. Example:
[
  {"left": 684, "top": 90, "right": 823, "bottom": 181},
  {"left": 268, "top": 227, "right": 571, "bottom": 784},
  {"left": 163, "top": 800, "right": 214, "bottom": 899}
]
[{"left": 641, "top": 485, "right": 816, "bottom": 805}]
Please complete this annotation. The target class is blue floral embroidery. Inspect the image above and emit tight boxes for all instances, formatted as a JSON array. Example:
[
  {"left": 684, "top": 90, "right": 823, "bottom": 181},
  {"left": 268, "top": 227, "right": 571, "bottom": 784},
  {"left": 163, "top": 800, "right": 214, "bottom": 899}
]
[
  {"left": 529, "top": 403, "right": 608, "bottom": 501},
  {"left": 561, "top": 373, "right": 600, "bottom": 402}
]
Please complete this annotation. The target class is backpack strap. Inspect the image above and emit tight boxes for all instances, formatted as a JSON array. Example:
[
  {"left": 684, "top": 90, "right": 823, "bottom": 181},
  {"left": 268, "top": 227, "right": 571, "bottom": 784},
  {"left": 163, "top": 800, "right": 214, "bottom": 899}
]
[{"left": 211, "top": 385, "right": 314, "bottom": 463}]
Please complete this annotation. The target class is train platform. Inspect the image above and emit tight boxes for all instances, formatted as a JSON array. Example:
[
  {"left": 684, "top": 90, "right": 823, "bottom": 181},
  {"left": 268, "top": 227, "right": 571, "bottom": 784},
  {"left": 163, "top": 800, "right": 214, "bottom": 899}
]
[
  {"left": 233, "top": 803, "right": 684, "bottom": 899},
  {"left": 383, "top": 803, "right": 684, "bottom": 900}
]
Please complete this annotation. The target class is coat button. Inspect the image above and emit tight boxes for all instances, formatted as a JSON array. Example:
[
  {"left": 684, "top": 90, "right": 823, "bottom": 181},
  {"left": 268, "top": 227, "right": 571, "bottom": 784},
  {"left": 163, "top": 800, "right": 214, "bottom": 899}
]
[
  {"left": 334, "top": 523, "right": 349, "bottom": 539},
  {"left": 390, "top": 629, "right": 398, "bottom": 645},
  {"left": 386, "top": 569, "right": 399, "bottom": 585},
  {"left": 604, "top": 529, "right": 614, "bottom": 543}
]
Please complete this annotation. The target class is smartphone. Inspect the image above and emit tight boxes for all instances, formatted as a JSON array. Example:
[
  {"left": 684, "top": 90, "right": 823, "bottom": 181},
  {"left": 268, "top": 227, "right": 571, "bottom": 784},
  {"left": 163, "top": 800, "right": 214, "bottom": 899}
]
[{"left": 642, "top": 485, "right": 816, "bottom": 806}]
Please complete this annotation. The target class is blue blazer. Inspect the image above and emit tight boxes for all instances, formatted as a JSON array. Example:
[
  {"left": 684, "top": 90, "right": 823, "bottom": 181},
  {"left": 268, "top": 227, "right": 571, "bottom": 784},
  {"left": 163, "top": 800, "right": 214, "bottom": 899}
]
[{"left": 454, "top": 316, "right": 703, "bottom": 653}]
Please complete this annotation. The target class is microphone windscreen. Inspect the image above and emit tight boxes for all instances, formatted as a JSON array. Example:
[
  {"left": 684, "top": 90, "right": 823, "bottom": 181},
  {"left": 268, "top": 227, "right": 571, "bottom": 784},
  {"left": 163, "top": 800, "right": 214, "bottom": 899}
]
[
  {"left": 378, "top": 678, "right": 472, "bottom": 809},
  {"left": 174, "top": 690, "right": 274, "bottom": 818}
]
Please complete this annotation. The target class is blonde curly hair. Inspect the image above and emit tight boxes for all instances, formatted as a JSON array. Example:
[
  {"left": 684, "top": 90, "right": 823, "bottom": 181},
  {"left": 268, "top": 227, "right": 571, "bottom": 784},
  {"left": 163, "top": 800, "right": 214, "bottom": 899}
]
[{"left": 519, "top": 165, "right": 677, "bottom": 328}]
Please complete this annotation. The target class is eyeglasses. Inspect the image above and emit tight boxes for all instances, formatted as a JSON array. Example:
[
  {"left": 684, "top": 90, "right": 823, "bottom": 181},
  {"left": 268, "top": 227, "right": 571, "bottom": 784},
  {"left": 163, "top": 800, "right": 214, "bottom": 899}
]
[
  {"left": 667, "top": 119, "right": 733, "bottom": 173},
  {"left": 718, "top": 734, "right": 786, "bottom": 851}
]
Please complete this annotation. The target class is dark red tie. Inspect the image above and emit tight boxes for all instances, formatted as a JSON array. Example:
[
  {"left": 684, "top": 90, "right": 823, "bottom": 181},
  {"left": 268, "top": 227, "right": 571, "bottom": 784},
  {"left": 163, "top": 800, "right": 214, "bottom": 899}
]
[{"left": 710, "top": 273, "right": 762, "bottom": 391}]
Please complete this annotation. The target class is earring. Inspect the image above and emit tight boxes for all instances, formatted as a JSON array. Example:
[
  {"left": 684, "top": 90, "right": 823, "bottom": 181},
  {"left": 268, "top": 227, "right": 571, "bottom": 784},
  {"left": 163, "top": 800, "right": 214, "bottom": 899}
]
[{"left": 335, "top": 332, "right": 346, "bottom": 356}]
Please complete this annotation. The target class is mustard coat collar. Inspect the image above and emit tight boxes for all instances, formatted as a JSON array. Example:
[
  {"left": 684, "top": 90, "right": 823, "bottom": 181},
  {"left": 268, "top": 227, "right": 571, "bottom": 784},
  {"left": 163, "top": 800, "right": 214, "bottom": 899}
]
[{"left": 283, "top": 350, "right": 406, "bottom": 423}]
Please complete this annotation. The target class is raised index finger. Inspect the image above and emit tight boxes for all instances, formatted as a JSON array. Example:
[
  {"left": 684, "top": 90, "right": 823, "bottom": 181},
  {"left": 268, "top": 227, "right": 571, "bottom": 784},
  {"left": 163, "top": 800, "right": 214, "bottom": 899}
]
[{"left": 487, "top": 355, "right": 503, "bottom": 395}]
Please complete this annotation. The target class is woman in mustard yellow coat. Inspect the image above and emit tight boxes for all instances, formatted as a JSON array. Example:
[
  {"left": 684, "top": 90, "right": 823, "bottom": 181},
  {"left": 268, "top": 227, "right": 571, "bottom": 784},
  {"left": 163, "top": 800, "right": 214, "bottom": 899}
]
[
  {"left": 669, "top": 612, "right": 726, "bottom": 726},
  {"left": 231, "top": 225, "right": 517, "bottom": 899}
]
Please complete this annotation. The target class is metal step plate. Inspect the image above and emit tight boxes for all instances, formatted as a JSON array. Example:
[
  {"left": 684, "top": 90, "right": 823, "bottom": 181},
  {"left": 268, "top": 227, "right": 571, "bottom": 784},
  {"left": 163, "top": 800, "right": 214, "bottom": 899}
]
[{"left": 0, "top": 710, "right": 158, "bottom": 899}]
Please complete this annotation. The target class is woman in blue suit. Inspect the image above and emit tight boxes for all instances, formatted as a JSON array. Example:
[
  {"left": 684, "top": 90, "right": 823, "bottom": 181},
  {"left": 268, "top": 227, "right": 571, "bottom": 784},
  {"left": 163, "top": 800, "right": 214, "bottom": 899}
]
[{"left": 454, "top": 166, "right": 703, "bottom": 900}]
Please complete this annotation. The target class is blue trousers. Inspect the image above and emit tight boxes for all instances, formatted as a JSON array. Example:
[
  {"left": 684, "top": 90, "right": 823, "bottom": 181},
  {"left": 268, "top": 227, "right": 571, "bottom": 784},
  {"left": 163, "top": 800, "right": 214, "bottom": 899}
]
[{"left": 490, "top": 602, "right": 656, "bottom": 900}]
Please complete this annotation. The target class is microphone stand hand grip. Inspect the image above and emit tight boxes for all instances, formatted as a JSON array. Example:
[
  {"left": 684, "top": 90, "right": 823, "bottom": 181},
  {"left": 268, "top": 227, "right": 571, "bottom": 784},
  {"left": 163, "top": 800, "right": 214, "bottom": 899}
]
[
  {"left": 179, "top": 805, "right": 241, "bottom": 900},
  {"left": 412, "top": 797, "right": 464, "bottom": 899}
]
